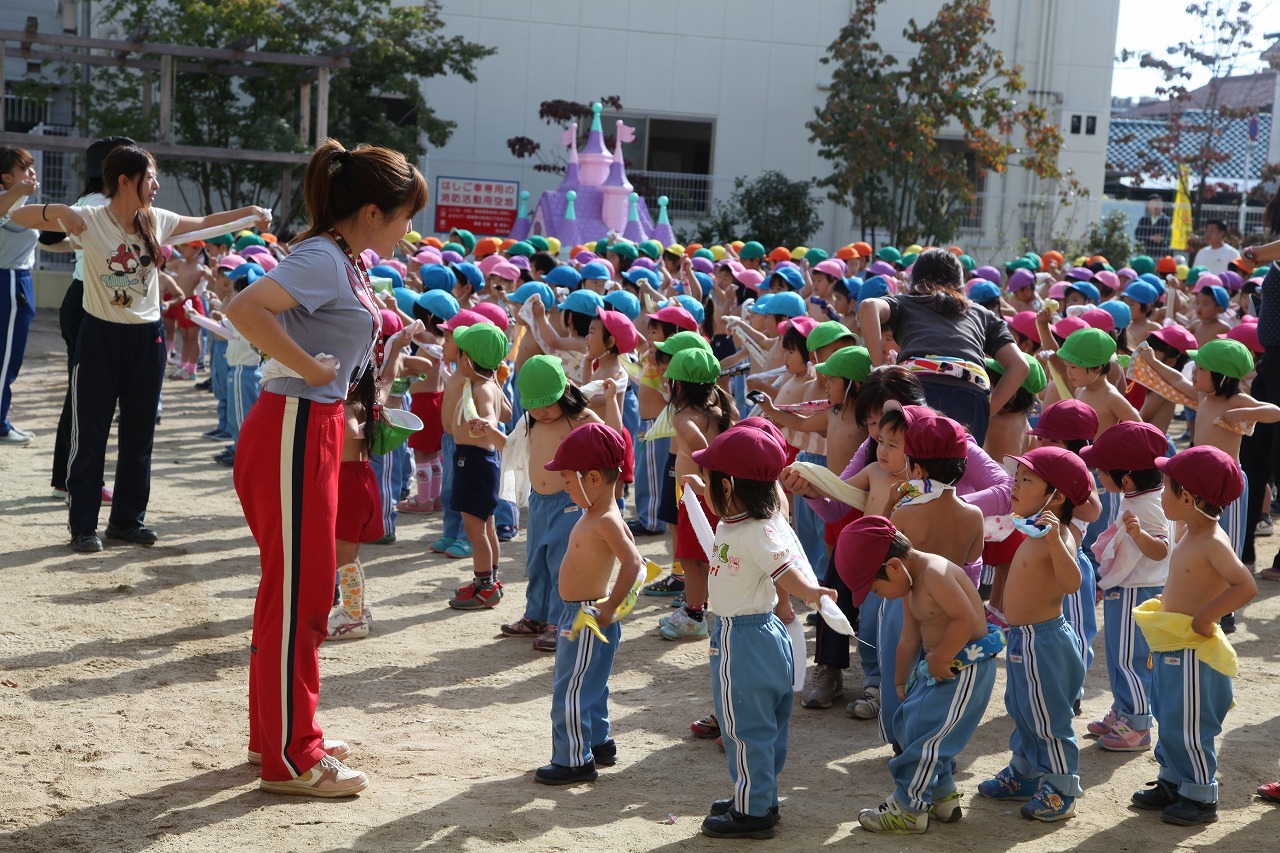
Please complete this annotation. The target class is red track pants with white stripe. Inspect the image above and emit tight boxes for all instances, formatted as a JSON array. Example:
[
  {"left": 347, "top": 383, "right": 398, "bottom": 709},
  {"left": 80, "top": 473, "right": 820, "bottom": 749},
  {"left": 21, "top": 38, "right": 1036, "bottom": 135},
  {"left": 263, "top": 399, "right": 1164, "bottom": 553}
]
[{"left": 234, "top": 391, "right": 343, "bottom": 781}]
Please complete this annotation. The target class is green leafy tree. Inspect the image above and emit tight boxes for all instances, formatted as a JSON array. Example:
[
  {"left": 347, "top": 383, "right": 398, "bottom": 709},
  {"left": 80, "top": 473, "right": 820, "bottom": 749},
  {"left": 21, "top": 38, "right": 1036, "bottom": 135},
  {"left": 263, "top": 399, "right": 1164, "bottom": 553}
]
[
  {"left": 82, "top": 0, "right": 494, "bottom": 225},
  {"left": 1081, "top": 210, "right": 1135, "bottom": 267},
  {"left": 808, "top": 0, "right": 1064, "bottom": 246},
  {"left": 684, "top": 171, "right": 822, "bottom": 249},
  {"left": 505, "top": 96, "right": 625, "bottom": 173},
  {"left": 1114, "top": 1, "right": 1254, "bottom": 222}
]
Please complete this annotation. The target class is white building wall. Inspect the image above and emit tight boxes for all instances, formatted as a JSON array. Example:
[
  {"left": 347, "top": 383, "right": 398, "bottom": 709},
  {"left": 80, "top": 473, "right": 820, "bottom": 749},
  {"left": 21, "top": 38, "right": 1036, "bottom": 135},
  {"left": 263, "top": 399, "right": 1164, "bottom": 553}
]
[{"left": 415, "top": 0, "right": 1121, "bottom": 260}]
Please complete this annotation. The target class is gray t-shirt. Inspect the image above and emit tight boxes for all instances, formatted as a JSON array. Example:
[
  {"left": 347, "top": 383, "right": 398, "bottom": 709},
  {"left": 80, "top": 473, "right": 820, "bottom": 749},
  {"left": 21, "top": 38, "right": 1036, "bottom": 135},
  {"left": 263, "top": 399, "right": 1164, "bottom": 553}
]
[
  {"left": 886, "top": 294, "right": 1014, "bottom": 366},
  {"left": 263, "top": 236, "right": 379, "bottom": 404}
]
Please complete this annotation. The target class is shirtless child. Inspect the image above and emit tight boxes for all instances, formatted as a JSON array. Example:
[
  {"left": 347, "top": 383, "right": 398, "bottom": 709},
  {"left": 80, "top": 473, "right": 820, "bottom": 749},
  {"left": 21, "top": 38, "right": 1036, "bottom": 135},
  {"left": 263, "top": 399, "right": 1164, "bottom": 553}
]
[
  {"left": 500, "top": 356, "right": 602, "bottom": 651},
  {"left": 837, "top": 516, "right": 999, "bottom": 834},
  {"left": 1129, "top": 446, "right": 1257, "bottom": 825},
  {"left": 443, "top": 322, "right": 513, "bottom": 609},
  {"left": 1056, "top": 327, "right": 1139, "bottom": 437},
  {"left": 533, "top": 423, "right": 644, "bottom": 786},
  {"left": 978, "top": 447, "right": 1093, "bottom": 823}
]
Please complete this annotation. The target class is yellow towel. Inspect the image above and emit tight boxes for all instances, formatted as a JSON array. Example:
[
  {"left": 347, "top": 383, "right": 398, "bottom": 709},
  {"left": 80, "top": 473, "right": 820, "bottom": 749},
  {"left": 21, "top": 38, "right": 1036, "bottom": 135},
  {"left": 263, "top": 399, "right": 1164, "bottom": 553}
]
[{"left": 1132, "top": 598, "right": 1238, "bottom": 677}]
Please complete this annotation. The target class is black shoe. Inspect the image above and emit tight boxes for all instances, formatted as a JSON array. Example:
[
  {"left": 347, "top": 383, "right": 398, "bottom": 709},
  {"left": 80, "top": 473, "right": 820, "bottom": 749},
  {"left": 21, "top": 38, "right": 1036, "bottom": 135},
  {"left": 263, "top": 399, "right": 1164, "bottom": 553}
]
[
  {"left": 978, "top": 582, "right": 993, "bottom": 601},
  {"left": 626, "top": 519, "right": 662, "bottom": 536},
  {"left": 1219, "top": 613, "right": 1236, "bottom": 634},
  {"left": 806, "top": 611, "right": 820, "bottom": 626},
  {"left": 1073, "top": 698, "right": 1082, "bottom": 717},
  {"left": 371, "top": 533, "right": 396, "bottom": 545},
  {"left": 195, "top": 378, "right": 212, "bottom": 391},
  {"left": 701, "top": 809, "right": 777, "bottom": 839},
  {"left": 104, "top": 524, "right": 158, "bottom": 546},
  {"left": 591, "top": 739, "right": 617, "bottom": 767},
  {"left": 709, "top": 799, "right": 780, "bottom": 824},
  {"left": 1131, "top": 779, "right": 1179, "bottom": 810},
  {"left": 534, "top": 760, "right": 598, "bottom": 786},
  {"left": 497, "top": 524, "right": 519, "bottom": 542},
  {"left": 216, "top": 452, "right": 236, "bottom": 468},
  {"left": 70, "top": 533, "right": 104, "bottom": 553},
  {"left": 1161, "top": 796, "right": 1218, "bottom": 826}
]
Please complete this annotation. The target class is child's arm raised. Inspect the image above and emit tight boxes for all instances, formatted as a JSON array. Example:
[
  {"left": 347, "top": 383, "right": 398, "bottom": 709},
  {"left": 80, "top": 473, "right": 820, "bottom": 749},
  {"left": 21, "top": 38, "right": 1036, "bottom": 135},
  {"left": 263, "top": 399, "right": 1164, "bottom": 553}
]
[
  {"left": 1123, "top": 510, "right": 1170, "bottom": 561},
  {"left": 530, "top": 296, "right": 587, "bottom": 353},
  {"left": 858, "top": 297, "right": 892, "bottom": 366},
  {"left": 1220, "top": 397, "right": 1280, "bottom": 425},
  {"left": 757, "top": 396, "right": 830, "bottom": 433},
  {"left": 1040, "top": 510, "right": 1083, "bottom": 594},
  {"left": 1136, "top": 346, "right": 1197, "bottom": 400},
  {"left": 1192, "top": 538, "right": 1257, "bottom": 637},
  {"left": 595, "top": 515, "right": 644, "bottom": 628}
]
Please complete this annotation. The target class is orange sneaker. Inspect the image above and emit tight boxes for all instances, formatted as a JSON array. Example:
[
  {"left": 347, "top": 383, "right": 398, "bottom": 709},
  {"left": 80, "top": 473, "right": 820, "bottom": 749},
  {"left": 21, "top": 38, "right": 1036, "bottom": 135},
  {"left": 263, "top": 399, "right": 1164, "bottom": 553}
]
[{"left": 259, "top": 755, "right": 368, "bottom": 797}]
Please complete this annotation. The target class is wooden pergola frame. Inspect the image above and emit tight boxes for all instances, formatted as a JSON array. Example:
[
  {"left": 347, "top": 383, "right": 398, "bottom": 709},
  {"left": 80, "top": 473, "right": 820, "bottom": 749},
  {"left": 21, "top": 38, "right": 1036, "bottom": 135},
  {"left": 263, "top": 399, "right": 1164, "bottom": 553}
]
[{"left": 0, "top": 15, "right": 355, "bottom": 219}]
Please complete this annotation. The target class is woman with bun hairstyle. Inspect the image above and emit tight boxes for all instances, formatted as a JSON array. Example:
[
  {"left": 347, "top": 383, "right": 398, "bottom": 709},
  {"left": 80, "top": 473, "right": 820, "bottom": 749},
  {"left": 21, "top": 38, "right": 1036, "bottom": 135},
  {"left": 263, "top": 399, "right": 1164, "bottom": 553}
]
[
  {"left": 225, "top": 140, "right": 426, "bottom": 797},
  {"left": 9, "top": 144, "right": 267, "bottom": 551}
]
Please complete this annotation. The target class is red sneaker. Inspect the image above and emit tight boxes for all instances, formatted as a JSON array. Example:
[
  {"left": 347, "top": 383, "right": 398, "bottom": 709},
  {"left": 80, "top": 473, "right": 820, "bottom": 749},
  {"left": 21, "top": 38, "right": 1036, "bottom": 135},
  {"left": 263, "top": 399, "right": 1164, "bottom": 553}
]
[
  {"left": 448, "top": 580, "right": 503, "bottom": 610},
  {"left": 1258, "top": 782, "right": 1280, "bottom": 804}
]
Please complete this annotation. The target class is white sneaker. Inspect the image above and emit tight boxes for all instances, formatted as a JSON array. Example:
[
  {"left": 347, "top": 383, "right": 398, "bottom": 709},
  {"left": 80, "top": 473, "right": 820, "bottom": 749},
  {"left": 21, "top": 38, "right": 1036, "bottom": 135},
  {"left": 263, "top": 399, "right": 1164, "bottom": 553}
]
[
  {"left": 7, "top": 425, "right": 33, "bottom": 439},
  {"left": 1257, "top": 518, "right": 1274, "bottom": 537},
  {"left": 248, "top": 739, "right": 351, "bottom": 766},
  {"left": 259, "top": 754, "right": 368, "bottom": 797},
  {"left": 327, "top": 607, "right": 370, "bottom": 640},
  {"left": 0, "top": 430, "right": 32, "bottom": 446},
  {"left": 847, "top": 685, "right": 881, "bottom": 720}
]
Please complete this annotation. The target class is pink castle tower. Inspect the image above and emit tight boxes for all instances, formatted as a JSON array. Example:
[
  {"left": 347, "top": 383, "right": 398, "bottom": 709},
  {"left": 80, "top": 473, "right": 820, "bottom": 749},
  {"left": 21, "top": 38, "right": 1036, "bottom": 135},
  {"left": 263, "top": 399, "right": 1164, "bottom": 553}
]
[
  {"left": 600, "top": 120, "right": 635, "bottom": 233},
  {"left": 577, "top": 103, "right": 613, "bottom": 187}
]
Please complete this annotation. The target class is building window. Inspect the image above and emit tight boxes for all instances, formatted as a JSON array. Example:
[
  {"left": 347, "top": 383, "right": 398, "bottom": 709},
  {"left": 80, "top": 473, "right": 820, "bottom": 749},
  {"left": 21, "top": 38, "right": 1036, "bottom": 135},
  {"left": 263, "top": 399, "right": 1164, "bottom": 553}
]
[
  {"left": 1086, "top": 115, "right": 1097, "bottom": 136},
  {"left": 613, "top": 115, "right": 715, "bottom": 216},
  {"left": 1070, "top": 114, "right": 1082, "bottom": 135}
]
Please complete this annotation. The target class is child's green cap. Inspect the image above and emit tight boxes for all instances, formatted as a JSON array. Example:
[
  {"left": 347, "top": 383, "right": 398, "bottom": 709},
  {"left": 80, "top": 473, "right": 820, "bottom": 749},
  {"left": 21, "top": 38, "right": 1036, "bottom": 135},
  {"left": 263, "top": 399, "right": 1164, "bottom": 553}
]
[
  {"left": 807, "top": 320, "right": 856, "bottom": 353},
  {"left": 516, "top": 354, "right": 567, "bottom": 409},
  {"left": 1188, "top": 338, "right": 1254, "bottom": 380},
  {"left": 1056, "top": 327, "right": 1116, "bottom": 369},
  {"left": 815, "top": 346, "right": 872, "bottom": 382},
  {"left": 665, "top": 348, "right": 721, "bottom": 383},
  {"left": 453, "top": 323, "right": 509, "bottom": 371}
]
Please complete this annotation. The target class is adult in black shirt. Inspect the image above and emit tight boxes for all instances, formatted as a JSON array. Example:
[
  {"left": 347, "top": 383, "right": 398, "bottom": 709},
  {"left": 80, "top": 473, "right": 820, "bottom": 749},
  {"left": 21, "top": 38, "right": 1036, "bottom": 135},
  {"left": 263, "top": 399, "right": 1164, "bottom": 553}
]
[{"left": 1134, "top": 194, "right": 1171, "bottom": 257}]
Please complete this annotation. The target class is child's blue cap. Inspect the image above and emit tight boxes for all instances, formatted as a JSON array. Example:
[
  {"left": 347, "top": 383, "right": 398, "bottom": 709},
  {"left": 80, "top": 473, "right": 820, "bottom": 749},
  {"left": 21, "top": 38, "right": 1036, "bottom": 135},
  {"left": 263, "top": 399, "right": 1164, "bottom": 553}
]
[
  {"left": 968, "top": 280, "right": 1001, "bottom": 304},
  {"left": 420, "top": 263, "right": 454, "bottom": 292},
  {"left": 1138, "top": 272, "right": 1165, "bottom": 295},
  {"left": 392, "top": 286, "right": 417, "bottom": 316},
  {"left": 693, "top": 271, "right": 713, "bottom": 293},
  {"left": 508, "top": 281, "right": 556, "bottom": 307},
  {"left": 751, "top": 290, "right": 806, "bottom": 318},
  {"left": 580, "top": 260, "right": 613, "bottom": 281},
  {"left": 1123, "top": 280, "right": 1159, "bottom": 306},
  {"left": 603, "top": 289, "right": 642, "bottom": 321},
  {"left": 1206, "top": 284, "right": 1230, "bottom": 309},
  {"left": 451, "top": 261, "right": 484, "bottom": 291},
  {"left": 857, "top": 275, "right": 890, "bottom": 304},
  {"left": 557, "top": 288, "right": 605, "bottom": 316},
  {"left": 230, "top": 262, "right": 265, "bottom": 285},
  {"left": 674, "top": 294, "right": 705, "bottom": 324},
  {"left": 417, "top": 289, "right": 459, "bottom": 321},
  {"left": 769, "top": 266, "right": 805, "bottom": 291},
  {"left": 1098, "top": 299, "right": 1132, "bottom": 330},
  {"left": 622, "top": 267, "right": 659, "bottom": 287},
  {"left": 542, "top": 265, "right": 582, "bottom": 290},
  {"left": 369, "top": 264, "right": 404, "bottom": 289},
  {"left": 1064, "top": 281, "right": 1100, "bottom": 304}
]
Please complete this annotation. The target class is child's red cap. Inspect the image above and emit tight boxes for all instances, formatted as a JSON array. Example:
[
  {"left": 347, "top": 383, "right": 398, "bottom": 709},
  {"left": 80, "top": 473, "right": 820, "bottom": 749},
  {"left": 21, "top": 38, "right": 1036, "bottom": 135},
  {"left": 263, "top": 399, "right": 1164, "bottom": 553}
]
[
  {"left": 1080, "top": 421, "right": 1168, "bottom": 471},
  {"left": 544, "top": 423, "right": 627, "bottom": 473},
  {"left": 1155, "top": 446, "right": 1244, "bottom": 507},
  {"left": 1006, "top": 447, "right": 1093, "bottom": 506},
  {"left": 835, "top": 516, "right": 898, "bottom": 607},
  {"left": 904, "top": 415, "right": 967, "bottom": 460},
  {"left": 1028, "top": 399, "right": 1099, "bottom": 443},
  {"left": 691, "top": 417, "right": 787, "bottom": 480}
]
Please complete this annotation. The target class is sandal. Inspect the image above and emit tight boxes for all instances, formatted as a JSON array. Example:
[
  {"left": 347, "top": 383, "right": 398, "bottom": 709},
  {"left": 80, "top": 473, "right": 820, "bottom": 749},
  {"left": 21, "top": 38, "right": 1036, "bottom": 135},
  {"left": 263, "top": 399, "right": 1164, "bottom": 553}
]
[
  {"left": 500, "top": 616, "right": 548, "bottom": 637},
  {"left": 690, "top": 712, "right": 720, "bottom": 739}
]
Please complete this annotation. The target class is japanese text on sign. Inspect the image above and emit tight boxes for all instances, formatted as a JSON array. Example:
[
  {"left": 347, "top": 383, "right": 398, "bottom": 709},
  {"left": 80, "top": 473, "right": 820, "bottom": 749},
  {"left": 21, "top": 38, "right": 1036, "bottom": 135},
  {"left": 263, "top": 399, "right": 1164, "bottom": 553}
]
[{"left": 434, "top": 177, "right": 521, "bottom": 236}]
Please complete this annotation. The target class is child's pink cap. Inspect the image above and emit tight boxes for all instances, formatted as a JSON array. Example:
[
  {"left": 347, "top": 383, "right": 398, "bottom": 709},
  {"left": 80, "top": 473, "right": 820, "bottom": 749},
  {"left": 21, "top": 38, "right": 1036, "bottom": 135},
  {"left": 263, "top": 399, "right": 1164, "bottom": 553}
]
[
  {"left": 438, "top": 309, "right": 492, "bottom": 332},
  {"left": 217, "top": 253, "right": 247, "bottom": 271},
  {"left": 597, "top": 306, "right": 639, "bottom": 354},
  {"left": 777, "top": 315, "right": 819, "bottom": 337},
  {"left": 1081, "top": 308, "right": 1115, "bottom": 333},
  {"left": 1047, "top": 282, "right": 1069, "bottom": 300},
  {"left": 1008, "top": 311, "right": 1040, "bottom": 343},
  {"left": 471, "top": 302, "right": 511, "bottom": 331},
  {"left": 1050, "top": 316, "right": 1088, "bottom": 340},
  {"left": 1150, "top": 324, "right": 1197, "bottom": 354},
  {"left": 489, "top": 261, "right": 522, "bottom": 283}
]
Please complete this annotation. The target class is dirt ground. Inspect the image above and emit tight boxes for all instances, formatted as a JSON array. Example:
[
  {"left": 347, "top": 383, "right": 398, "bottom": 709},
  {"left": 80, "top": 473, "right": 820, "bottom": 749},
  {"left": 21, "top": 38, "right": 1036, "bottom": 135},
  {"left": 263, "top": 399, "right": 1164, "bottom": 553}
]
[{"left": 3, "top": 314, "right": 1280, "bottom": 852}]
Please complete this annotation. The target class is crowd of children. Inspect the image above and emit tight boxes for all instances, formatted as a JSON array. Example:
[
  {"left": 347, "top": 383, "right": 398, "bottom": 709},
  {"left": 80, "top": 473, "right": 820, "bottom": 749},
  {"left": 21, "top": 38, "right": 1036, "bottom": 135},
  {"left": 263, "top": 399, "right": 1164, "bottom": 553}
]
[{"left": 117, "top": 220, "right": 1280, "bottom": 835}]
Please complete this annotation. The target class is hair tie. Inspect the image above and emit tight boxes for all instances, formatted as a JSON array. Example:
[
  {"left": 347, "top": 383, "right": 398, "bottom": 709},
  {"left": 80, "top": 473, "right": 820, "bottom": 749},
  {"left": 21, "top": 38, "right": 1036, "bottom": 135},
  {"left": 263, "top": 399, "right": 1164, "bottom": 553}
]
[{"left": 328, "top": 148, "right": 353, "bottom": 174}]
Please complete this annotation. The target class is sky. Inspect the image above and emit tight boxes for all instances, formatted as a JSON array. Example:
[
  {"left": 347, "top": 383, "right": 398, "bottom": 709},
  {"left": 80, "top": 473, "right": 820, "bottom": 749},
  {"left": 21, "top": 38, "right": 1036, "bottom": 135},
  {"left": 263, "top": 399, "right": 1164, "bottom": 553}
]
[{"left": 1111, "top": 0, "right": 1280, "bottom": 99}]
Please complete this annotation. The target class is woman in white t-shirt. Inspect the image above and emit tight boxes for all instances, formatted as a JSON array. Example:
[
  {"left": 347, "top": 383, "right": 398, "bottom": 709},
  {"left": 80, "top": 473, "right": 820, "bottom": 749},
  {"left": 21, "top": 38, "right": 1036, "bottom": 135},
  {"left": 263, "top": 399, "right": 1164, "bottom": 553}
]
[{"left": 10, "top": 145, "right": 267, "bottom": 552}]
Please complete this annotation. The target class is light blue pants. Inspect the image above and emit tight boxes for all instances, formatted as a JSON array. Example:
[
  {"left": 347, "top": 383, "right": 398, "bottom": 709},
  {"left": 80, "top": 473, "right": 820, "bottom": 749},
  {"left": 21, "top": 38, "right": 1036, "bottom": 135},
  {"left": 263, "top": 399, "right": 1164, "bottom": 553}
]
[
  {"left": 711, "top": 612, "right": 793, "bottom": 818},
  {"left": 227, "top": 363, "right": 261, "bottom": 444},
  {"left": 209, "top": 338, "right": 229, "bottom": 434},
  {"left": 633, "top": 428, "right": 669, "bottom": 532},
  {"left": 877, "top": 596, "right": 910, "bottom": 747},
  {"left": 890, "top": 656, "right": 998, "bottom": 813},
  {"left": 1218, "top": 483, "right": 1248, "bottom": 558},
  {"left": 550, "top": 601, "right": 621, "bottom": 768},
  {"left": 524, "top": 489, "right": 582, "bottom": 624},
  {"left": 1063, "top": 548, "right": 1098, "bottom": 702},
  {"left": 1103, "top": 586, "right": 1160, "bottom": 729},
  {"left": 369, "top": 449, "right": 397, "bottom": 536},
  {"left": 1152, "top": 647, "right": 1232, "bottom": 803},
  {"left": 859, "top": 589, "right": 882, "bottom": 687},
  {"left": 440, "top": 433, "right": 466, "bottom": 543},
  {"left": 1004, "top": 615, "right": 1084, "bottom": 796},
  {"left": 793, "top": 452, "right": 829, "bottom": 581}
]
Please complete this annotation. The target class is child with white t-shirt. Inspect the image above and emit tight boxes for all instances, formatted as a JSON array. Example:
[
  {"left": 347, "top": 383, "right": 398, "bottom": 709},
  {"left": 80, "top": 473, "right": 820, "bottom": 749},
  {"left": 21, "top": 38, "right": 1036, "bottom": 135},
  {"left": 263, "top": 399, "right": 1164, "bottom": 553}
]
[{"left": 684, "top": 417, "right": 836, "bottom": 840}]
